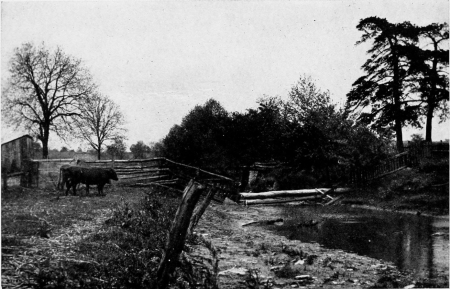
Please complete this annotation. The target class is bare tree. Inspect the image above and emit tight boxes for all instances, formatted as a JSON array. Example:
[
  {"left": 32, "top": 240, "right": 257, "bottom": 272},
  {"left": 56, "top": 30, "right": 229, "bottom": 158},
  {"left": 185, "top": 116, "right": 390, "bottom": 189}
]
[
  {"left": 2, "top": 43, "right": 95, "bottom": 158},
  {"left": 75, "top": 94, "right": 125, "bottom": 160}
]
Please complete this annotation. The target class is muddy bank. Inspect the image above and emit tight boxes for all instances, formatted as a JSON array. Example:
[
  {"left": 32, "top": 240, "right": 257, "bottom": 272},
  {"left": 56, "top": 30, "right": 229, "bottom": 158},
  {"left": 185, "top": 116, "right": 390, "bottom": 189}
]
[
  {"left": 337, "top": 167, "right": 449, "bottom": 217},
  {"left": 193, "top": 199, "right": 447, "bottom": 289}
]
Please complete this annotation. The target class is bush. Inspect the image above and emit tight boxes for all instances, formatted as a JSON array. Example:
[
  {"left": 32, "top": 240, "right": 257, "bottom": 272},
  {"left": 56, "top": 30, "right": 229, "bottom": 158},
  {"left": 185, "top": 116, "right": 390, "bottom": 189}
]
[
  {"left": 270, "top": 168, "right": 318, "bottom": 190},
  {"left": 419, "top": 157, "right": 449, "bottom": 175}
]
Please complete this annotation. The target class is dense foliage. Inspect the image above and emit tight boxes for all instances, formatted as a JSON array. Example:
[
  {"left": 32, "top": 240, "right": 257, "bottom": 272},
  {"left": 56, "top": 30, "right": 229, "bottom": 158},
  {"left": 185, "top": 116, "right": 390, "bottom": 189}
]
[
  {"left": 156, "top": 76, "right": 392, "bottom": 187},
  {"left": 130, "top": 141, "right": 151, "bottom": 159},
  {"left": 106, "top": 137, "right": 128, "bottom": 160}
]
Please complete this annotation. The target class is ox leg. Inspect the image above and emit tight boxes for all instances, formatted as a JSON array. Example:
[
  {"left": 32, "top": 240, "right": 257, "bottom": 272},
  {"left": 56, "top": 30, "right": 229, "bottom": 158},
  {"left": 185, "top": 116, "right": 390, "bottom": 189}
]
[
  {"left": 98, "top": 183, "right": 105, "bottom": 196},
  {"left": 72, "top": 181, "right": 77, "bottom": 196},
  {"left": 65, "top": 180, "right": 71, "bottom": 196},
  {"left": 86, "top": 184, "right": 90, "bottom": 197}
]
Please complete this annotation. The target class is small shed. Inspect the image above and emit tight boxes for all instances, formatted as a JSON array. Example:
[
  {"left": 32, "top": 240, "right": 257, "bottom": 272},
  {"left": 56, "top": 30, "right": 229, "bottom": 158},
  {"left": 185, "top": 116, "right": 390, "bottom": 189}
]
[
  {"left": 1, "top": 135, "right": 35, "bottom": 187},
  {"left": 1, "top": 135, "right": 34, "bottom": 173}
]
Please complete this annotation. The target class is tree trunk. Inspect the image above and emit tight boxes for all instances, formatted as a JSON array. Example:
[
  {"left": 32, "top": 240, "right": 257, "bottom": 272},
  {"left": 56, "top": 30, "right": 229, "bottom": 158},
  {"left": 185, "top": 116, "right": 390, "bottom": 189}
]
[
  {"left": 426, "top": 50, "right": 439, "bottom": 142},
  {"left": 97, "top": 148, "right": 101, "bottom": 160},
  {"left": 425, "top": 103, "right": 434, "bottom": 142},
  {"left": 239, "top": 166, "right": 250, "bottom": 192},
  {"left": 392, "top": 54, "right": 404, "bottom": 153},
  {"left": 41, "top": 125, "right": 50, "bottom": 158},
  {"left": 394, "top": 117, "right": 404, "bottom": 153}
]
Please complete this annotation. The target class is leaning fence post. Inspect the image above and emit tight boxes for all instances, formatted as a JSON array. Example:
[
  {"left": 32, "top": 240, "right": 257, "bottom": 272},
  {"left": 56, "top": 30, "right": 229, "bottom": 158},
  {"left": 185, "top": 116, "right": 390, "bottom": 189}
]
[
  {"left": 156, "top": 179, "right": 205, "bottom": 289},
  {"left": 188, "top": 186, "right": 218, "bottom": 235}
]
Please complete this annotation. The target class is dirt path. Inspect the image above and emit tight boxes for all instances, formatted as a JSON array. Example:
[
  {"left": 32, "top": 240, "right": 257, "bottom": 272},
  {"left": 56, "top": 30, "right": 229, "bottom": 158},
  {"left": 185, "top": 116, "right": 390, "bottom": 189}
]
[{"left": 193, "top": 200, "right": 419, "bottom": 289}]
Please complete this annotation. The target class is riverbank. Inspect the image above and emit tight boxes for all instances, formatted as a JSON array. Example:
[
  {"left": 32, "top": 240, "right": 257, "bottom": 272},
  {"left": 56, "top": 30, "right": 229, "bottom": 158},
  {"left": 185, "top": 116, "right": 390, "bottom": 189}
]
[
  {"left": 194, "top": 199, "right": 448, "bottom": 288},
  {"left": 336, "top": 166, "right": 449, "bottom": 217}
]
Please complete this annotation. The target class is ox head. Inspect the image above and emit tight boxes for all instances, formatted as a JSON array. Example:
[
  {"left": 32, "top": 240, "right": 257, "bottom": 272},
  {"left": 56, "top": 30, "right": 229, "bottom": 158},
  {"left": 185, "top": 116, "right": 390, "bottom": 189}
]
[{"left": 108, "top": 168, "right": 119, "bottom": 181}]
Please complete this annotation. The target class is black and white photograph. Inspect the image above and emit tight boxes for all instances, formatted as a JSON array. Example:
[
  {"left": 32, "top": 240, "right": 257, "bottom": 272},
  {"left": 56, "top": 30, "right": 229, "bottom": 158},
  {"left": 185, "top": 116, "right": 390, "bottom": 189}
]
[{"left": 1, "top": 1, "right": 449, "bottom": 288}]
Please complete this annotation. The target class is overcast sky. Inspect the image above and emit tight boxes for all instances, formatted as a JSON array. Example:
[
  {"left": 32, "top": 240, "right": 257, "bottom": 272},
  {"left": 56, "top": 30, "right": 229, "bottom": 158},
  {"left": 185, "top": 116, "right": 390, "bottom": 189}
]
[{"left": 1, "top": 1, "right": 449, "bottom": 150}]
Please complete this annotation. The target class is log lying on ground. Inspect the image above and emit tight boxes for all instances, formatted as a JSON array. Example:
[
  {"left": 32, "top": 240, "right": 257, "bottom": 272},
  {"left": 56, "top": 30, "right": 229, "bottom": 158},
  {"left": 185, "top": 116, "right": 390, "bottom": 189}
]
[
  {"left": 332, "top": 188, "right": 353, "bottom": 194},
  {"left": 242, "top": 218, "right": 284, "bottom": 227},
  {"left": 240, "top": 195, "right": 322, "bottom": 205},
  {"left": 239, "top": 188, "right": 331, "bottom": 200}
]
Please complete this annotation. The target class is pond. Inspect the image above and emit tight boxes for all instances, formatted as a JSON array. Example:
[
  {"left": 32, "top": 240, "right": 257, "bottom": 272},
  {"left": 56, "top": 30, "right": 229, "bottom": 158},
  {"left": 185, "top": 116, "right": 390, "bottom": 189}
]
[{"left": 264, "top": 205, "right": 449, "bottom": 280}]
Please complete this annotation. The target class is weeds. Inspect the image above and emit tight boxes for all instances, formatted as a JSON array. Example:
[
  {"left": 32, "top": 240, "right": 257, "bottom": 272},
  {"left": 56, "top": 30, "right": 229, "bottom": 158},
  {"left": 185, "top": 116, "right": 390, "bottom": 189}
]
[{"left": 2, "top": 186, "right": 219, "bottom": 288}]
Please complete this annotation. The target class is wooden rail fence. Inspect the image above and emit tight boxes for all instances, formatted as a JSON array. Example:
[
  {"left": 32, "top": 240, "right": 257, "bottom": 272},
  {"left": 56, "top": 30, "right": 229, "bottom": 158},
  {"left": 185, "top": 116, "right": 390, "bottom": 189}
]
[
  {"left": 350, "top": 141, "right": 448, "bottom": 184},
  {"left": 27, "top": 157, "right": 238, "bottom": 203}
]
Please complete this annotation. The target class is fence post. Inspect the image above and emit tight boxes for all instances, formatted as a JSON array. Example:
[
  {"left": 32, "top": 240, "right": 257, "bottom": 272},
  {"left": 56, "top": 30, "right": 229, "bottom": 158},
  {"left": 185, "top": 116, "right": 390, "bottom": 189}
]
[
  {"left": 2, "top": 168, "right": 8, "bottom": 191},
  {"left": 156, "top": 179, "right": 205, "bottom": 289},
  {"left": 188, "top": 186, "right": 218, "bottom": 235}
]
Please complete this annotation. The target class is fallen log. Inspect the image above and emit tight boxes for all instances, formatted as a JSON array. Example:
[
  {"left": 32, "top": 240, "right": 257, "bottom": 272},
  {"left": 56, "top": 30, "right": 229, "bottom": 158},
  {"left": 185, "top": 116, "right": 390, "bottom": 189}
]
[
  {"left": 240, "top": 195, "right": 322, "bottom": 205},
  {"left": 242, "top": 218, "right": 284, "bottom": 227},
  {"left": 239, "top": 188, "right": 331, "bottom": 200},
  {"left": 331, "top": 188, "right": 353, "bottom": 194}
]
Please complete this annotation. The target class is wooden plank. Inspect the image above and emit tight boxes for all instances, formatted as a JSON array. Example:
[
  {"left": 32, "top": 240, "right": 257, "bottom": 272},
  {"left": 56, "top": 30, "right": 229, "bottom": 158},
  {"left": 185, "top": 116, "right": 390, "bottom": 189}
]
[
  {"left": 164, "top": 158, "right": 234, "bottom": 182},
  {"left": 240, "top": 195, "right": 322, "bottom": 205},
  {"left": 324, "top": 196, "right": 343, "bottom": 206},
  {"left": 315, "top": 188, "right": 333, "bottom": 200},
  {"left": 118, "top": 174, "right": 170, "bottom": 181},
  {"left": 332, "top": 188, "right": 353, "bottom": 194},
  {"left": 115, "top": 168, "right": 169, "bottom": 173},
  {"left": 373, "top": 166, "right": 407, "bottom": 179},
  {"left": 239, "top": 188, "right": 330, "bottom": 200}
]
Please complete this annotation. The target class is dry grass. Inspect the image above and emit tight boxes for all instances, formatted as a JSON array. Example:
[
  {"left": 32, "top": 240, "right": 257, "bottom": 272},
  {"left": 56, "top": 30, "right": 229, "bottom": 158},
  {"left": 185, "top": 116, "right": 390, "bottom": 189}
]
[
  {"left": 1, "top": 185, "right": 163, "bottom": 288},
  {"left": 2, "top": 184, "right": 220, "bottom": 288}
]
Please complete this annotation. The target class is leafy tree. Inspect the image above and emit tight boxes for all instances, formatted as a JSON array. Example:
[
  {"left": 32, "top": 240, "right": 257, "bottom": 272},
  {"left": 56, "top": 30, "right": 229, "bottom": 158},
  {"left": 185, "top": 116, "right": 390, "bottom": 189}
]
[
  {"left": 416, "top": 23, "right": 449, "bottom": 141},
  {"left": 74, "top": 94, "right": 125, "bottom": 160},
  {"left": 282, "top": 76, "right": 346, "bottom": 180},
  {"left": 60, "top": 146, "right": 69, "bottom": 152},
  {"left": 106, "top": 136, "right": 127, "bottom": 160},
  {"left": 225, "top": 96, "right": 286, "bottom": 167},
  {"left": 130, "top": 141, "right": 150, "bottom": 159},
  {"left": 2, "top": 43, "right": 95, "bottom": 158},
  {"left": 346, "top": 17, "right": 420, "bottom": 152},
  {"left": 161, "top": 99, "right": 229, "bottom": 168}
]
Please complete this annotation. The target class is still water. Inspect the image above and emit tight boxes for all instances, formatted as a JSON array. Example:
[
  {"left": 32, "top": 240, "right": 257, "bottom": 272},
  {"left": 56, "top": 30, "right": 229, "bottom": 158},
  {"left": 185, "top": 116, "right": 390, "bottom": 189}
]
[{"left": 266, "top": 205, "right": 449, "bottom": 279}]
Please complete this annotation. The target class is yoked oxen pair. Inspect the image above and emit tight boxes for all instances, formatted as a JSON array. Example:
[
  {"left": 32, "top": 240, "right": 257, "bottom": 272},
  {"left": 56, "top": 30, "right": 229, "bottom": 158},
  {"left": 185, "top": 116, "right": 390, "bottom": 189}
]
[{"left": 59, "top": 165, "right": 118, "bottom": 197}]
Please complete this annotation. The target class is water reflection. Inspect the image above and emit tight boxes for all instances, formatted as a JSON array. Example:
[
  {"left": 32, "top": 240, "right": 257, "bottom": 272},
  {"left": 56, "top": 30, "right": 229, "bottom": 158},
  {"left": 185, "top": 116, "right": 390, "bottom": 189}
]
[{"left": 270, "top": 206, "right": 449, "bottom": 279}]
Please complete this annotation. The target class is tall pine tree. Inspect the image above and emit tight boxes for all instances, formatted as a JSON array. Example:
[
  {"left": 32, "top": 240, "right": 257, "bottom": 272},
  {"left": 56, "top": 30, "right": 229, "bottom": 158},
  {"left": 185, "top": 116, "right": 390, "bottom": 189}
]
[{"left": 346, "top": 17, "right": 419, "bottom": 152}]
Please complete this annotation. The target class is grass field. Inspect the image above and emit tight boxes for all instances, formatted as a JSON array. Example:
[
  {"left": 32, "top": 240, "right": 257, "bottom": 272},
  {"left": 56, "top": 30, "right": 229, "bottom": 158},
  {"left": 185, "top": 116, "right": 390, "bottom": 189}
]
[{"left": 1, "top": 184, "right": 193, "bottom": 288}]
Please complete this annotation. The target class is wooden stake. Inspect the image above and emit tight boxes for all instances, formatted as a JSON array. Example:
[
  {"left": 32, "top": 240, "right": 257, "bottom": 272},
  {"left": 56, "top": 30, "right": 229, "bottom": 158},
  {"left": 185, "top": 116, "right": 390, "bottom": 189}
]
[
  {"left": 188, "top": 186, "right": 218, "bottom": 235},
  {"left": 156, "top": 179, "right": 205, "bottom": 289}
]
